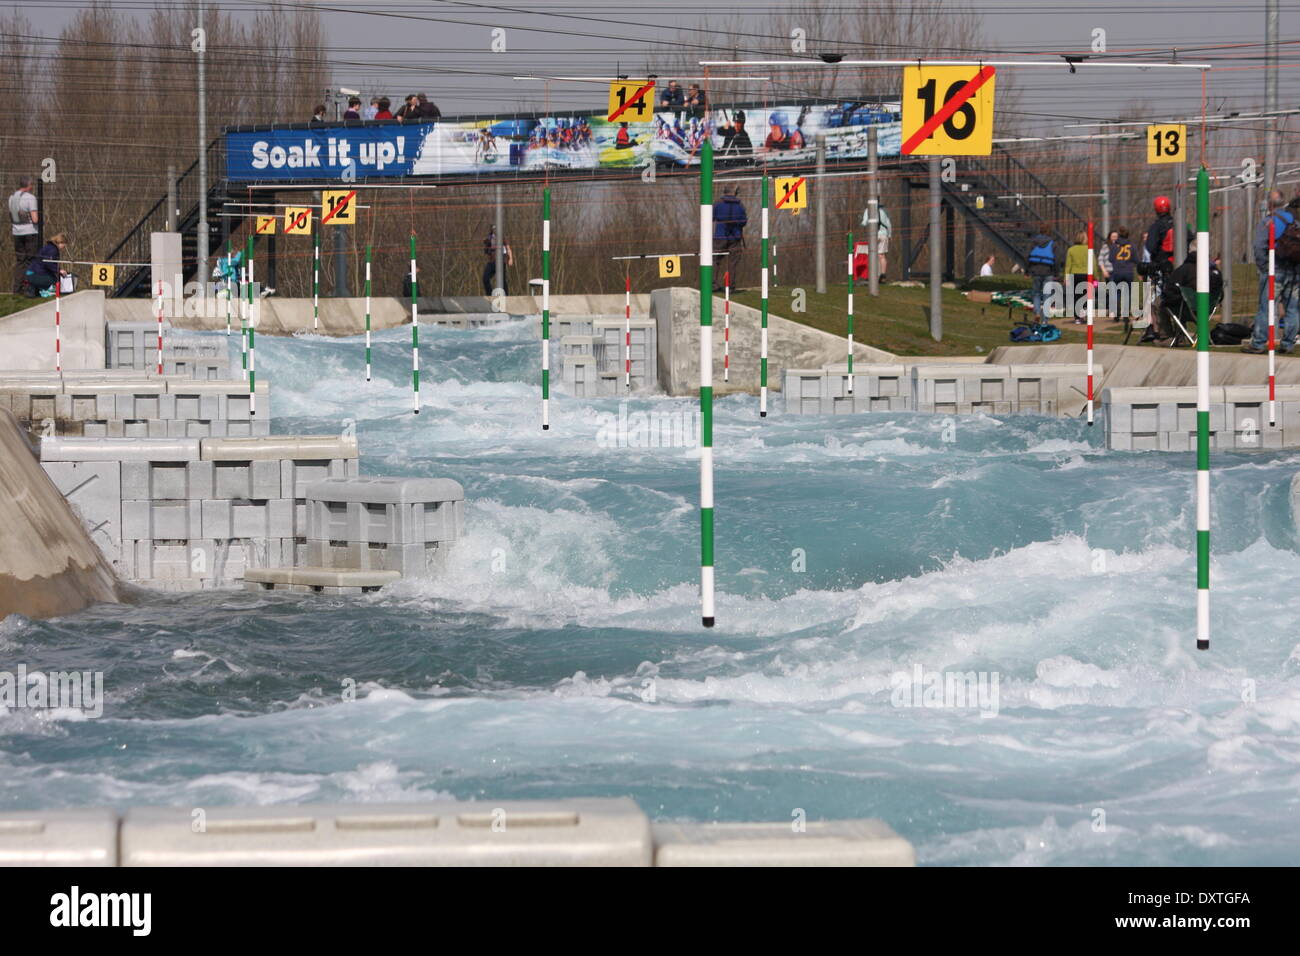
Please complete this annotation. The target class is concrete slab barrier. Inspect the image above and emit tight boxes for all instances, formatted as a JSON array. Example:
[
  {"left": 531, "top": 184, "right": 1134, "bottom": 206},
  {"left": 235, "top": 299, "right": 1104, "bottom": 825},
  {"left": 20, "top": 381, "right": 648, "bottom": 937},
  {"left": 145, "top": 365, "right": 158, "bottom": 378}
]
[
  {"left": 1103, "top": 384, "right": 1300, "bottom": 450},
  {"left": 653, "top": 819, "right": 915, "bottom": 867}
]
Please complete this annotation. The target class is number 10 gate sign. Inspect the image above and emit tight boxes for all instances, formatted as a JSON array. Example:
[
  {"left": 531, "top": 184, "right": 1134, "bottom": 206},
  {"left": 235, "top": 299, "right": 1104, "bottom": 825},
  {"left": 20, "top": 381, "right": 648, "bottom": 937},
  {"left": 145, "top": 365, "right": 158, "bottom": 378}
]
[{"left": 901, "top": 64, "right": 997, "bottom": 156}]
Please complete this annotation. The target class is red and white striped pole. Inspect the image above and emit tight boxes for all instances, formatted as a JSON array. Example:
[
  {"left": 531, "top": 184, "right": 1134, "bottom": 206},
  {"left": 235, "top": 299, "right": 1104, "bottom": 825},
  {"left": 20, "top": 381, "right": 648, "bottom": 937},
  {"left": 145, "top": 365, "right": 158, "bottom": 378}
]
[
  {"left": 54, "top": 279, "right": 62, "bottom": 372},
  {"left": 723, "top": 269, "right": 731, "bottom": 383},
  {"left": 155, "top": 279, "right": 164, "bottom": 375},
  {"left": 1086, "top": 221, "right": 1095, "bottom": 425},
  {"left": 1269, "top": 217, "right": 1277, "bottom": 427},
  {"left": 624, "top": 272, "right": 632, "bottom": 388}
]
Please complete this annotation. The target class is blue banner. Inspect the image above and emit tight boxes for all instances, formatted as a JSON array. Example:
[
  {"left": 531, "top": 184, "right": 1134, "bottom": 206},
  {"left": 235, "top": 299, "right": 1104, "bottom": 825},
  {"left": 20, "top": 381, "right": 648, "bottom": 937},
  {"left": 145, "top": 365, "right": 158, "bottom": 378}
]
[{"left": 226, "top": 125, "right": 427, "bottom": 180}]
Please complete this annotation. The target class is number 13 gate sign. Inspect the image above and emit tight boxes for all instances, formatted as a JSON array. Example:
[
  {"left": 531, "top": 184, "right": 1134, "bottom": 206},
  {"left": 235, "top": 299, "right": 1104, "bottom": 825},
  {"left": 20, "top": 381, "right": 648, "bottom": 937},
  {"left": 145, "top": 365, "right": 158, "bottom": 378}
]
[{"left": 901, "top": 64, "right": 997, "bottom": 156}]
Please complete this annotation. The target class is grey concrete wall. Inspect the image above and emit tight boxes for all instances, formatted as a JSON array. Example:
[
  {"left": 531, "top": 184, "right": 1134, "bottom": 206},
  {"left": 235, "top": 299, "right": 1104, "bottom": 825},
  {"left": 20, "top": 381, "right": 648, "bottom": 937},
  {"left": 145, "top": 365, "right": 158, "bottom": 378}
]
[
  {"left": 987, "top": 343, "right": 1300, "bottom": 391},
  {"left": 0, "top": 291, "right": 107, "bottom": 371},
  {"left": 650, "top": 287, "right": 896, "bottom": 397},
  {"left": 0, "top": 409, "right": 120, "bottom": 619}
]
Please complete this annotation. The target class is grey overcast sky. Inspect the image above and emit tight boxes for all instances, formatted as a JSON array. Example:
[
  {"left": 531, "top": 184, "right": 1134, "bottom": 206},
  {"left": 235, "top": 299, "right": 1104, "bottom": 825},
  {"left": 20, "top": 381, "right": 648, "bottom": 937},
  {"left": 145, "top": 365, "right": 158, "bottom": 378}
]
[{"left": 15, "top": 0, "right": 1300, "bottom": 130}]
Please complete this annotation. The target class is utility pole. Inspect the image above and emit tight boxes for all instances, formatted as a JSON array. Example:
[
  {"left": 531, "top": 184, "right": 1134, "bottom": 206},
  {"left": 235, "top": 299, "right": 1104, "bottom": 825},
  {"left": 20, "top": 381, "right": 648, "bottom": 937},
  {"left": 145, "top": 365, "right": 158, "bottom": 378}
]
[
  {"left": 929, "top": 157, "right": 942, "bottom": 341},
  {"left": 334, "top": 221, "right": 349, "bottom": 297},
  {"left": 494, "top": 184, "right": 505, "bottom": 298},
  {"left": 867, "top": 127, "right": 879, "bottom": 296},
  {"left": 166, "top": 165, "right": 177, "bottom": 232},
  {"left": 1266, "top": 0, "right": 1279, "bottom": 189},
  {"left": 1100, "top": 124, "right": 1110, "bottom": 240},
  {"left": 815, "top": 132, "right": 827, "bottom": 294},
  {"left": 1222, "top": 185, "right": 1233, "bottom": 320},
  {"left": 196, "top": 0, "right": 209, "bottom": 284},
  {"left": 1174, "top": 161, "right": 1187, "bottom": 264}
]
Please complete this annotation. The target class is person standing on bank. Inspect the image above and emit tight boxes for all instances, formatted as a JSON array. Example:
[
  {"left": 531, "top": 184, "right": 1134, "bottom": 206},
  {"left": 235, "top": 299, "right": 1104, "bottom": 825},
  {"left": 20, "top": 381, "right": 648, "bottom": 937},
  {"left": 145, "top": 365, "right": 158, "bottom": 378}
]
[
  {"left": 8, "top": 176, "right": 39, "bottom": 294},
  {"left": 712, "top": 186, "right": 747, "bottom": 292},
  {"left": 482, "top": 225, "right": 513, "bottom": 296}
]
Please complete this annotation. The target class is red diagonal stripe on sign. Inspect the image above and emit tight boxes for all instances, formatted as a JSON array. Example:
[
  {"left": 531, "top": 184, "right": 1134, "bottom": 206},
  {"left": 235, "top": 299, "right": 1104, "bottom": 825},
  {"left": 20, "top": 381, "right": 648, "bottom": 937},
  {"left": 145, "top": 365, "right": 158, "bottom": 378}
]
[
  {"left": 901, "top": 65, "right": 996, "bottom": 155},
  {"left": 290, "top": 209, "right": 310, "bottom": 232},
  {"left": 775, "top": 177, "right": 805, "bottom": 209},
  {"left": 321, "top": 189, "right": 357, "bottom": 225},
  {"left": 608, "top": 81, "right": 655, "bottom": 122}
]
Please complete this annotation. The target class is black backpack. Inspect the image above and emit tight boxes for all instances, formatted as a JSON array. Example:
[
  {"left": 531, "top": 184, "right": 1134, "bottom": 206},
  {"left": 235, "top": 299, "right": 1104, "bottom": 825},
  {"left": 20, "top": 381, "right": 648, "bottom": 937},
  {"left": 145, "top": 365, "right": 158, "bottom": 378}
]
[{"left": 1277, "top": 215, "right": 1300, "bottom": 265}]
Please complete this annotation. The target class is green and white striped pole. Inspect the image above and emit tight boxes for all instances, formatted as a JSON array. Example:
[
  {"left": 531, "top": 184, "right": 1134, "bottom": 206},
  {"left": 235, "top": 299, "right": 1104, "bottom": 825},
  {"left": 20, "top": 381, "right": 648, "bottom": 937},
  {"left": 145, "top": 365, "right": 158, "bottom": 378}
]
[
  {"left": 313, "top": 230, "right": 320, "bottom": 331},
  {"left": 1195, "top": 166, "right": 1211, "bottom": 651},
  {"left": 246, "top": 235, "right": 256, "bottom": 417},
  {"left": 542, "top": 187, "right": 551, "bottom": 430},
  {"left": 760, "top": 174, "right": 770, "bottom": 417},
  {"left": 846, "top": 230, "right": 855, "bottom": 395},
  {"left": 410, "top": 234, "right": 420, "bottom": 414},
  {"left": 364, "top": 243, "right": 372, "bottom": 382},
  {"left": 239, "top": 250, "right": 248, "bottom": 381},
  {"left": 700, "top": 139, "right": 715, "bottom": 628}
]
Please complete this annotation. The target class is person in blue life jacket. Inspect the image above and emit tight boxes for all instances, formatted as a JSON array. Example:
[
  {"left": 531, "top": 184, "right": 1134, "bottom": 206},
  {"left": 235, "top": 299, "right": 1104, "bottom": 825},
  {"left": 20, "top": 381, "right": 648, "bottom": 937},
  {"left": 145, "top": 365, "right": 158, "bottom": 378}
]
[
  {"left": 713, "top": 187, "right": 748, "bottom": 292},
  {"left": 1025, "top": 230, "right": 1057, "bottom": 322},
  {"left": 1243, "top": 189, "right": 1299, "bottom": 354},
  {"left": 23, "top": 233, "right": 67, "bottom": 295}
]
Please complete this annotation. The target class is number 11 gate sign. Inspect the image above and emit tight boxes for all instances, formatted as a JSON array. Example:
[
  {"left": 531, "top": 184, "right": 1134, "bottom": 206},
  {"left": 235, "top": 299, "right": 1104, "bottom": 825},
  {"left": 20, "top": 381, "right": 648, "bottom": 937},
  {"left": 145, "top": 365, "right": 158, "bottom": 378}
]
[{"left": 901, "top": 64, "right": 997, "bottom": 156}]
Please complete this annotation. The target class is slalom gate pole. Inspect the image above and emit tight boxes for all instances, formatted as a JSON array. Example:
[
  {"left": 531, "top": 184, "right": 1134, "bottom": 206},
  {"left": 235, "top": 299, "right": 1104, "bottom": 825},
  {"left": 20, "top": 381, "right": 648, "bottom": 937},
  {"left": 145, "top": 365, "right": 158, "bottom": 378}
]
[
  {"left": 699, "top": 138, "right": 716, "bottom": 628},
  {"left": 1269, "top": 218, "right": 1277, "bottom": 426},
  {"left": 313, "top": 230, "right": 320, "bottom": 331},
  {"left": 155, "top": 278, "right": 164, "bottom": 375},
  {"left": 541, "top": 187, "right": 551, "bottom": 430},
  {"left": 1195, "top": 166, "right": 1211, "bottom": 651},
  {"left": 723, "top": 269, "right": 731, "bottom": 383},
  {"left": 410, "top": 234, "right": 420, "bottom": 414},
  {"left": 846, "top": 231, "right": 855, "bottom": 395},
  {"left": 364, "top": 243, "right": 372, "bottom": 382},
  {"left": 246, "top": 235, "right": 256, "bottom": 416},
  {"left": 225, "top": 240, "right": 232, "bottom": 336},
  {"left": 760, "top": 174, "right": 770, "bottom": 417},
  {"left": 624, "top": 271, "right": 632, "bottom": 388},
  {"left": 54, "top": 279, "right": 61, "bottom": 373},
  {"left": 1086, "top": 221, "right": 1095, "bottom": 425},
  {"left": 772, "top": 240, "right": 778, "bottom": 286}
]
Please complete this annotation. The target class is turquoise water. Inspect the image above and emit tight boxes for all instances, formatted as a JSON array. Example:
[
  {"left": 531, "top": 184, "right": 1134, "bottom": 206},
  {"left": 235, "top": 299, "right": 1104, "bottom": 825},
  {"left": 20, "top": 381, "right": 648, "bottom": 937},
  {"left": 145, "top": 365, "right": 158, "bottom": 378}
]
[{"left": 3, "top": 318, "right": 1300, "bottom": 865}]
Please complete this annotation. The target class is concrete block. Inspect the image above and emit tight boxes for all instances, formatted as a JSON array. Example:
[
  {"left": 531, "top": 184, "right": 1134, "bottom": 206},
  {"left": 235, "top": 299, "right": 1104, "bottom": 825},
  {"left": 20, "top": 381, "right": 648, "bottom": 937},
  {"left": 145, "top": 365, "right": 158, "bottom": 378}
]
[
  {"left": 201, "top": 435, "right": 357, "bottom": 462},
  {"left": 40, "top": 459, "right": 122, "bottom": 564},
  {"left": 40, "top": 437, "right": 201, "bottom": 462},
  {"left": 119, "top": 798, "right": 652, "bottom": 866},
  {"left": 211, "top": 459, "right": 281, "bottom": 500},
  {"left": 122, "top": 499, "right": 201, "bottom": 541},
  {"left": 244, "top": 567, "right": 401, "bottom": 592},
  {"left": 653, "top": 819, "right": 914, "bottom": 867},
  {"left": 0, "top": 807, "right": 119, "bottom": 866}
]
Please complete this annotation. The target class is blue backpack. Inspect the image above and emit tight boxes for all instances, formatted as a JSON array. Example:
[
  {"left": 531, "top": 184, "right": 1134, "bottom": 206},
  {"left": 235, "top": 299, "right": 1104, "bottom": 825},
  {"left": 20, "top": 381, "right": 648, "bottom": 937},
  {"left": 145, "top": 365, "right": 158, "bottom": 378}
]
[{"left": 1010, "top": 323, "right": 1061, "bottom": 343}]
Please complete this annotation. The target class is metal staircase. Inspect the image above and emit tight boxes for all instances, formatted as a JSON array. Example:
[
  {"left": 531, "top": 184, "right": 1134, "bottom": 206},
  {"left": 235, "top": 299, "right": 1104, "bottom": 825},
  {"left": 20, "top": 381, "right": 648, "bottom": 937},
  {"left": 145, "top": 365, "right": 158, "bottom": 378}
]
[{"left": 103, "top": 138, "right": 237, "bottom": 297}]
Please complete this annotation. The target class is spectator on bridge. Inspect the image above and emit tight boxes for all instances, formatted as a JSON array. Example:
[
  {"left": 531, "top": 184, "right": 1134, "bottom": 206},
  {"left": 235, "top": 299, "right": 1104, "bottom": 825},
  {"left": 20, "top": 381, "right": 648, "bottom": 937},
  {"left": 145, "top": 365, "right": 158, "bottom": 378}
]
[
  {"left": 659, "top": 79, "right": 684, "bottom": 114},
  {"left": 8, "top": 175, "right": 39, "bottom": 294},
  {"left": 713, "top": 186, "right": 748, "bottom": 292},
  {"left": 979, "top": 255, "right": 995, "bottom": 277},
  {"left": 374, "top": 97, "right": 393, "bottom": 120},
  {"left": 685, "top": 84, "right": 707, "bottom": 121},
  {"left": 417, "top": 93, "right": 441, "bottom": 121},
  {"left": 310, "top": 104, "right": 328, "bottom": 125},
  {"left": 395, "top": 94, "right": 420, "bottom": 123},
  {"left": 1064, "top": 230, "right": 1090, "bottom": 324},
  {"left": 343, "top": 97, "right": 362, "bottom": 121},
  {"left": 1025, "top": 231, "right": 1058, "bottom": 323},
  {"left": 23, "top": 233, "right": 66, "bottom": 296},
  {"left": 1243, "top": 189, "right": 1298, "bottom": 354},
  {"left": 365, "top": 96, "right": 380, "bottom": 120}
]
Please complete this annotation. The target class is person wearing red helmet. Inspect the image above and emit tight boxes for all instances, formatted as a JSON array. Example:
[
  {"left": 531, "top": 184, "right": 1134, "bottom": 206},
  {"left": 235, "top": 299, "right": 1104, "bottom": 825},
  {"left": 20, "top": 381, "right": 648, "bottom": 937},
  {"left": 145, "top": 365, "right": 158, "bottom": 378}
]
[{"left": 1141, "top": 195, "right": 1192, "bottom": 341}]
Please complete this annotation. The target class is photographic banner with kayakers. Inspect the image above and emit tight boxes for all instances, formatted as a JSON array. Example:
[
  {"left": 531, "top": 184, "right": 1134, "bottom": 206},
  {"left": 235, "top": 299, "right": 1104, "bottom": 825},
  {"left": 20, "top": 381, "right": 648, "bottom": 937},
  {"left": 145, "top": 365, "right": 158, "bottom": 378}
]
[{"left": 223, "top": 102, "right": 902, "bottom": 182}]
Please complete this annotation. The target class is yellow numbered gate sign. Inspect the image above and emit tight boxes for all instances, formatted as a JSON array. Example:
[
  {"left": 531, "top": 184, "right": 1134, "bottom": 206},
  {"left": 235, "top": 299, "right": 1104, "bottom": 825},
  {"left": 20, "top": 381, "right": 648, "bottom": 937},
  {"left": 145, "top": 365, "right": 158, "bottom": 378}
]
[
  {"left": 91, "top": 263, "right": 115, "bottom": 287},
  {"left": 283, "top": 207, "right": 313, "bottom": 235},
  {"left": 901, "top": 64, "right": 997, "bottom": 156},
  {"left": 774, "top": 177, "right": 808, "bottom": 213},
  {"left": 658, "top": 255, "right": 682, "bottom": 279},
  {"left": 322, "top": 189, "right": 357, "bottom": 225},
  {"left": 1147, "top": 124, "right": 1187, "bottom": 164},
  {"left": 255, "top": 215, "right": 277, "bottom": 235},
  {"left": 607, "top": 79, "right": 655, "bottom": 123}
]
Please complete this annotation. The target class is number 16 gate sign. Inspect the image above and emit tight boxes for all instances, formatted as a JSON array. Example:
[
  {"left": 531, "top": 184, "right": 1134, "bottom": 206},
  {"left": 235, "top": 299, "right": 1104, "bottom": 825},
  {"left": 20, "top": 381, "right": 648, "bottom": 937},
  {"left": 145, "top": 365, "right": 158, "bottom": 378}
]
[{"left": 901, "top": 64, "right": 997, "bottom": 156}]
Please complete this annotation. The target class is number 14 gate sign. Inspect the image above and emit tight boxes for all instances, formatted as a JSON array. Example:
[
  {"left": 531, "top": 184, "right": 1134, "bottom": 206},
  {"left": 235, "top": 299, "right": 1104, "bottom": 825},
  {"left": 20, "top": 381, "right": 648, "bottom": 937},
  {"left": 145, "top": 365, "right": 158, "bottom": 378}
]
[{"left": 901, "top": 64, "right": 997, "bottom": 156}]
